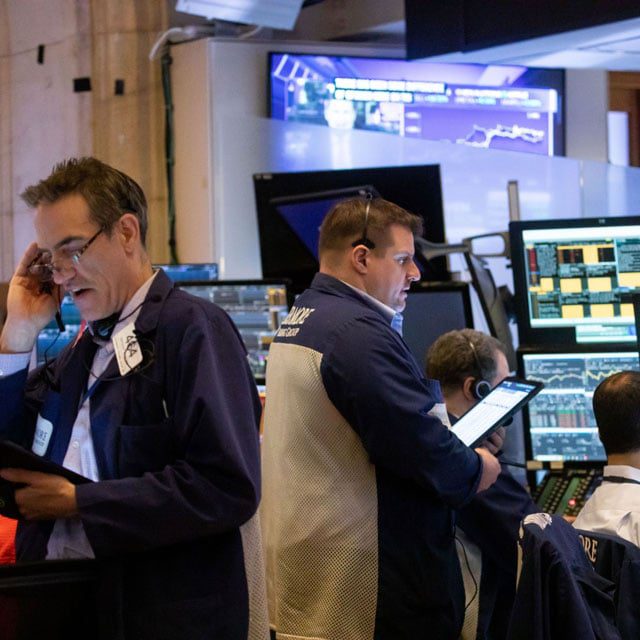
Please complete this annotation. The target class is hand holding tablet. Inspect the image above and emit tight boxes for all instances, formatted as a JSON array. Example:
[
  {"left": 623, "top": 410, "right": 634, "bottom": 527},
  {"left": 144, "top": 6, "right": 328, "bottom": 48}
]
[{"left": 450, "top": 377, "right": 544, "bottom": 448}]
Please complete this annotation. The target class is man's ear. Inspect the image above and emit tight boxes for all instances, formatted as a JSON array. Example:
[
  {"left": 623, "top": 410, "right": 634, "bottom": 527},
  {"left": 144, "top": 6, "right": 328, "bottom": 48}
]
[
  {"left": 351, "top": 245, "right": 369, "bottom": 275},
  {"left": 461, "top": 376, "right": 477, "bottom": 402},
  {"left": 117, "top": 213, "right": 141, "bottom": 250}
]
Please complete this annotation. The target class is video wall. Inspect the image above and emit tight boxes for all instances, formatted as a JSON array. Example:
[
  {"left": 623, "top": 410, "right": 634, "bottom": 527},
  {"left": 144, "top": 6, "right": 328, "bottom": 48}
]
[{"left": 269, "top": 53, "right": 564, "bottom": 156}]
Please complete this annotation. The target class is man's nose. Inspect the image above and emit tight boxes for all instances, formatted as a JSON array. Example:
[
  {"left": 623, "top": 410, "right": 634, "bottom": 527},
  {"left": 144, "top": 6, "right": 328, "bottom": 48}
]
[{"left": 407, "top": 260, "right": 421, "bottom": 282}]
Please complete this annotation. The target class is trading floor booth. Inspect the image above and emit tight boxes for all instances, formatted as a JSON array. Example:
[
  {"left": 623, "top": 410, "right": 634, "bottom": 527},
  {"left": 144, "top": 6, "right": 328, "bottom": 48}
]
[{"left": 510, "top": 215, "right": 640, "bottom": 515}]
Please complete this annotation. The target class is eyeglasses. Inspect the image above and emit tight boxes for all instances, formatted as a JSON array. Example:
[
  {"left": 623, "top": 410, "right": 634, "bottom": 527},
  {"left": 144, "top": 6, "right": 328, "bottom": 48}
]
[
  {"left": 28, "top": 227, "right": 104, "bottom": 282},
  {"left": 351, "top": 193, "right": 376, "bottom": 250}
]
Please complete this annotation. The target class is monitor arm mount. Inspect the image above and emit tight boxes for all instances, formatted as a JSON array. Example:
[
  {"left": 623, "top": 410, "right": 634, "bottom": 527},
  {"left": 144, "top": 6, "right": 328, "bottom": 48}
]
[{"left": 414, "top": 231, "right": 511, "bottom": 262}]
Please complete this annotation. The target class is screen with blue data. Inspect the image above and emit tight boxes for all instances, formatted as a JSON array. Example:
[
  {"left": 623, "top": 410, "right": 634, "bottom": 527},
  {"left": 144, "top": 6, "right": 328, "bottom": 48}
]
[{"left": 269, "top": 53, "right": 564, "bottom": 156}]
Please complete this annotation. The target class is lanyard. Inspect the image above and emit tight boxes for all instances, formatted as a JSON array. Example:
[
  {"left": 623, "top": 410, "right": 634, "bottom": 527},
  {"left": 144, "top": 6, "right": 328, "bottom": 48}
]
[{"left": 80, "top": 377, "right": 102, "bottom": 407}]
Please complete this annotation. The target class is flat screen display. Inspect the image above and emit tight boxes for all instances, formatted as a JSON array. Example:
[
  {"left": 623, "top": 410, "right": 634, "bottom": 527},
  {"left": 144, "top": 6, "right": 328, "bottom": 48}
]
[
  {"left": 253, "top": 164, "right": 447, "bottom": 294},
  {"left": 157, "top": 263, "right": 219, "bottom": 282},
  {"left": 510, "top": 216, "right": 640, "bottom": 346},
  {"left": 519, "top": 348, "right": 640, "bottom": 462},
  {"left": 452, "top": 377, "right": 543, "bottom": 448},
  {"left": 403, "top": 282, "right": 473, "bottom": 370},
  {"left": 269, "top": 53, "right": 564, "bottom": 156}
]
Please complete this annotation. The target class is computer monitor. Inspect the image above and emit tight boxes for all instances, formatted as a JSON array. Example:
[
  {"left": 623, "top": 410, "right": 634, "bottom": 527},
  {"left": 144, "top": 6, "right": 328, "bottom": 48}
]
[
  {"left": 403, "top": 281, "right": 473, "bottom": 371},
  {"left": 175, "top": 280, "right": 291, "bottom": 384},
  {"left": 253, "top": 164, "right": 447, "bottom": 294},
  {"left": 518, "top": 347, "right": 640, "bottom": 463},
  {"left": 510, "top": 216, "right": 640, "bottom": 346},
  {"left": 269, "top": 53, "right": 564, "bottom": 156},
  {"left": 269, "top": 185, "right": 378, "bottom": 261}
]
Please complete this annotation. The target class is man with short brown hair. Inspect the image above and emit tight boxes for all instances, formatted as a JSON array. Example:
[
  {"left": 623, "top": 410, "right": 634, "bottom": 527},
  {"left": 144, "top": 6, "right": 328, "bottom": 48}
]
[{"left": 261, "top": 196, "right": 500, "bottom": 640}]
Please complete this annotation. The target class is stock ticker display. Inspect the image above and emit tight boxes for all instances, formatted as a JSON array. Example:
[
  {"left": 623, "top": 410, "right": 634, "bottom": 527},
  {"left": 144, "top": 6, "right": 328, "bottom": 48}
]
[{"left": 522, "top": 351, "right": 640, "bottom": 461}]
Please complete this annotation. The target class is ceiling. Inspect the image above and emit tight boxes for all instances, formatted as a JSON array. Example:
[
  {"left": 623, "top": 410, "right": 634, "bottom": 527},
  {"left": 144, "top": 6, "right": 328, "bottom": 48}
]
[
  {"left": 167, "top": 1, "right": 640, "bottom": 72},
  {"left": 354, "top": 15, "right": 640, "bottom": 72}
]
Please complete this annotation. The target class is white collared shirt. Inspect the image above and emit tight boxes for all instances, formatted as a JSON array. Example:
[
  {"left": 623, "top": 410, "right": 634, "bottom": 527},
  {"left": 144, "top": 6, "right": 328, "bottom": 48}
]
[{"left": 573, "top": 464, "right": 640, "bottom": 547}]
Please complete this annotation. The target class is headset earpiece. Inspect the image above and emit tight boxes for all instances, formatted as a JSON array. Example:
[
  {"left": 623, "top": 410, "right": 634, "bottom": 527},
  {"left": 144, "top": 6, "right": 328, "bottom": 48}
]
[{"left": 473, "top": 379, "right": 492, "bottom": 400}]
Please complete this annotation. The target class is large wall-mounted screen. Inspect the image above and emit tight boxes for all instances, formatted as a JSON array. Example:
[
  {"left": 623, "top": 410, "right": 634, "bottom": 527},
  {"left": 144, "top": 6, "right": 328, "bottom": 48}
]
[
  {"left": 269, "top": 53, "right": 564, "bottom": 156},
  {"left": 510, "top": 216, "right": 640, "bottom": 346}
]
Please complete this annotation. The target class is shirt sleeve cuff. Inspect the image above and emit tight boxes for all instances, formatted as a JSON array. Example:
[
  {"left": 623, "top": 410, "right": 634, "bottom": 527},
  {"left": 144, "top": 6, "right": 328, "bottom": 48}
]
[{"left": 0, "top": 352, "right": 31, "bottom": 378}]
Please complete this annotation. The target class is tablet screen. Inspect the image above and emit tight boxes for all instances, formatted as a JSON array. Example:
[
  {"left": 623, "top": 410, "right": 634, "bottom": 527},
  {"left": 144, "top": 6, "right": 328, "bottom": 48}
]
[{"left": 451, "top": 377, "right": 543, "bottom": 448}]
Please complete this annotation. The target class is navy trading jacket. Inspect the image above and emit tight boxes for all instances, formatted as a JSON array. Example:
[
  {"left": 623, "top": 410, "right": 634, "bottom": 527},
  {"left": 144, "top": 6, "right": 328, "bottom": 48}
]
[
  {"left": 0, "top": 270, "right": 266, "bottom": 640},
  {"left": 261, "top": 273, "right": 483, "bottom": 640}
]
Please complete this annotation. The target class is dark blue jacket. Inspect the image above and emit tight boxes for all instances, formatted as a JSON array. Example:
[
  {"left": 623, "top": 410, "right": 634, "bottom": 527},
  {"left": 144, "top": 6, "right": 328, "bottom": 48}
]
[
  {"left": 262, "top": 273, "right": 483, "bottom": 640},
  {"left": 0, "top": 270, "right": 263, "bottom": 640},
  {"left": 507, "top": 514, "right": 620, "bottom": 640}
]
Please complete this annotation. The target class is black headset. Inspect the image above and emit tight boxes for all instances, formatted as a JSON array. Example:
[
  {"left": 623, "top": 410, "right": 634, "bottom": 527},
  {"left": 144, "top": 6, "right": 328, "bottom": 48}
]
[
  {"left": 351, "top": 193, "right": 376, "bottom": 250},
  {"left": 465, "top": 337, "right": 492, "bottom": 400}
]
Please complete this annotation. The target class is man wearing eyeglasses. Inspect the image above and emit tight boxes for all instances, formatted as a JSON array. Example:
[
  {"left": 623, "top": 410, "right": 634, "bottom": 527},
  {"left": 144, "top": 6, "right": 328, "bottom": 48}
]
[
  {"left": 261, "top": 197, "right": 501, "bottom": 640},
  {"left": 0, "top": 158, "right": 266, "bottom": 639}
]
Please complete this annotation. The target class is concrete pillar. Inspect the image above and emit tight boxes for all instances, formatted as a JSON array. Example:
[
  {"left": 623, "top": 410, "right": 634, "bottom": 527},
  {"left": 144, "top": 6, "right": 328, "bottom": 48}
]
[{"left": 90, "top": 0, "right": 169, "bottom": 262}]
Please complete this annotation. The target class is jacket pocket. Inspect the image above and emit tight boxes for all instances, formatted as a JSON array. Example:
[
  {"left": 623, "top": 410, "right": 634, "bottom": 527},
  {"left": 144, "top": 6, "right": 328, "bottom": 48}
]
[{"left": 117, "top": 418, "right": 174, "bottom": 477}]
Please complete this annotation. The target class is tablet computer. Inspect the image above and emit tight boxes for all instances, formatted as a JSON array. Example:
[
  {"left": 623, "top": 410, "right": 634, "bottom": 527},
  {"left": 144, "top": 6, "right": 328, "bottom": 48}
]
[
  {"left": 0, "top": 440, "right": 92, "bottom": 519},
  {"left": 450, "top": 377, "right": 544, "bottom": 448}
]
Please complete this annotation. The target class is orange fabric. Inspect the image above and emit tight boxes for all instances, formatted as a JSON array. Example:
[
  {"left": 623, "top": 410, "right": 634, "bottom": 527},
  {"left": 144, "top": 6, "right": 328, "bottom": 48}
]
[{"left": 0, "top": 515, "right": 17, "bottom": 564}]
